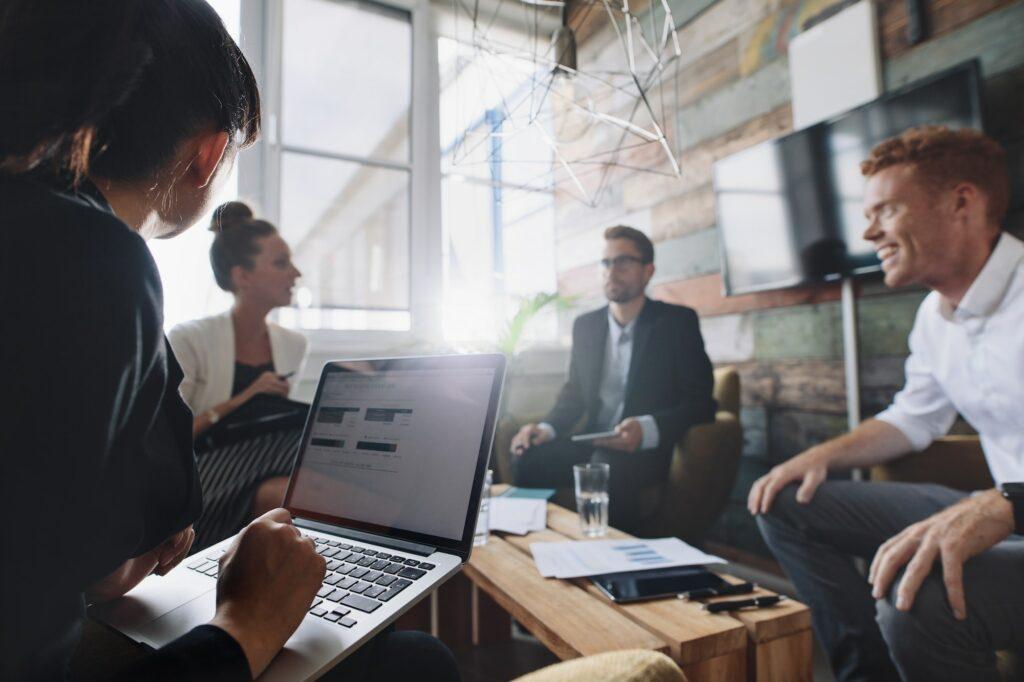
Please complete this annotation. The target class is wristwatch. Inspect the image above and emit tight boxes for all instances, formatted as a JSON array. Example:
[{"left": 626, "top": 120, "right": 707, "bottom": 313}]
[
  {"left": 206, "top": 409, "right": 221, "bottom": 425},
  {"left": 1000, "top": 482, "right": 1024, "bottom": 533}
]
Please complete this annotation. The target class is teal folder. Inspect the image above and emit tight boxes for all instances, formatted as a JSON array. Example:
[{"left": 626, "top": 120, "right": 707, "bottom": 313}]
[{"left": 500, "top": 487, "right": 556, "bottom": 500}]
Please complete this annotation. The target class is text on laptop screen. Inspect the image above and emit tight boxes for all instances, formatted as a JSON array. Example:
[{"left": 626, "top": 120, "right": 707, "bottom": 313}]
[{"left": 288, "top": 365, "right": 496, "bottom": 541}]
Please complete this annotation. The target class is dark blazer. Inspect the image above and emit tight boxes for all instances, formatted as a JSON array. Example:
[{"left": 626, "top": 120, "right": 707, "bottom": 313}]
[
  {"left": 0, "top": 174, "right": 248, "bottom": 680},
  {"left": 545, "top": 298, "right": 716, "bottom": 455}
]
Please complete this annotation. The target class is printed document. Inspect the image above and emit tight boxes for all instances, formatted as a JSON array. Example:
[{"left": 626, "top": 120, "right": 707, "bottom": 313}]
[
  {"left": 530, "top": 538, "right": 725, "bottom": 579},
  {"left": 489, "top": 498, "right": 547, "bottom": 535}
]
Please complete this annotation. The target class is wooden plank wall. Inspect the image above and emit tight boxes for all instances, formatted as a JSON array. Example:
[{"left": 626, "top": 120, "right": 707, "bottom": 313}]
[{"left": 554, "top": 0, "right": 1024, "bottom": 557}]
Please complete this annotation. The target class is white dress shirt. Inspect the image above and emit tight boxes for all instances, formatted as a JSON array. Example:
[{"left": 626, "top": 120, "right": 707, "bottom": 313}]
[
  {"left": 874, "top": 232, "right": 1024, "bottom": 486},
  {"left": 540, "top": 308, "right": 660, "bottom": 449}
]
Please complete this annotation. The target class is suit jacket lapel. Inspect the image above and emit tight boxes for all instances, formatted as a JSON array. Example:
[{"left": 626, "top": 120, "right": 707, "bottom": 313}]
[
  {"left": 623, "top": 299, "right": 656, "bottom": 406},
  {"left": 584, "top": 309, "right": 609, "bottom": 417}
]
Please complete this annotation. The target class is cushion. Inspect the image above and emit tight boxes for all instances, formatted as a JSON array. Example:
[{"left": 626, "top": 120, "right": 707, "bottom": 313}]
[{"left": 513, "top": 650, "right": 686, "bottom": 682}]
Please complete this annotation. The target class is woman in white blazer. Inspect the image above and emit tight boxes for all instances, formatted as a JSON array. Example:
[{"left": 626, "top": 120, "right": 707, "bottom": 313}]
[{"left": 169, "top": 201, "right": 308, "bottom": 548}]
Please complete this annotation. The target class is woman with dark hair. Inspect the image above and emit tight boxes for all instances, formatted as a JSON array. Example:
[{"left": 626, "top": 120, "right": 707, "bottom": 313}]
[
  {"left": 0, "top": 1, "right": 457, "bottom": 680},
  {"left": 169, "top": 202, "right": 306, "bottom": 549}
]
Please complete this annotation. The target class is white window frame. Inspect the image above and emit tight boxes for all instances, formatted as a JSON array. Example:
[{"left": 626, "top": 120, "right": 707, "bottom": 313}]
[{"left": 239, "top": 0, "right": 442, "bottom": 353}]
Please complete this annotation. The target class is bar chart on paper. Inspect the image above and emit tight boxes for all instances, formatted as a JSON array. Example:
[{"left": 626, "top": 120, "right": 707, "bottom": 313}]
[
  {"left": 530, "top": 538, "right": 726, "bottom": 579},
  {"left": 613, "top": 543, "right": 670, "bottom": 566}
]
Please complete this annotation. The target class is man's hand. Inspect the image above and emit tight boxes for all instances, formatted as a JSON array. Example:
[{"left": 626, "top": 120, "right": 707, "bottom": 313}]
[
  {"left": 86, "top": 525, "right": 196, "bottom": 603},
  {"left": 747, "top": 450, "right": 828, "bottom": 515},
  {"left": 868, "top": 489, "right": 1013, "bottom": 620},
  {"left": 594, "top": 417, "right": 643, "bottom": 453},
  {"left": 209, "top": 508, "right": 326, "bottom": 678},
  {"left": 511, "top": 423, "right": 552, "bottom": 456}
]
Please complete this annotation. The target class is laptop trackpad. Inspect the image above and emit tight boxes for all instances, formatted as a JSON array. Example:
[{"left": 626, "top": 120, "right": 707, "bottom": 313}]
[
  {"left": 132, "top": 589, "right": 217, "bottom": 648},
  {"left": 92, "top": 572, "right": 214, "bottom": 644}
]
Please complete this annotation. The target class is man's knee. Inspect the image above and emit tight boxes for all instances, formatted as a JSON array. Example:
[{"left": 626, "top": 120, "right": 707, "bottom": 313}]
[
  {"left": 510, "top": 450, "right": 540, "bottom": 486},
  {"left": 875, "top": 572, "right": 990, "bottom": 676},
  {"left": 754, "top": 483, "right": 803, "bottom": 539},
  {"left": 875, "top": 575, "right": 934, "bottom": 654}
]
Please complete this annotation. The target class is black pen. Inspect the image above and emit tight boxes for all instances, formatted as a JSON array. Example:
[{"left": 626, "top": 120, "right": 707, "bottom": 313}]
[
  {"left": 679, "top": 582, "right": 755, "bottom": 601},
  {"left": 702, "top": 595, "right": 786, "bottom": 613},
  {"left": 279, "top": 371, "right": 295, "bottom": 380}
]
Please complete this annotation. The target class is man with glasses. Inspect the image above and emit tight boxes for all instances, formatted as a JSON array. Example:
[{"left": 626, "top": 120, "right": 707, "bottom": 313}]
[{"left": 510, "top": 225, "right": 716, "bottom": 534}]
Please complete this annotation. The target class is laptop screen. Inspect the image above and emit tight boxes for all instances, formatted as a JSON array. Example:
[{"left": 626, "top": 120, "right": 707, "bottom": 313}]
[{"left": 285, "top": 355, "right": 504, "bottom": 549}]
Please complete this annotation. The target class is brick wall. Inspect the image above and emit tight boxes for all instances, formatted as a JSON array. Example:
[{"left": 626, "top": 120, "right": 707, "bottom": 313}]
[{"left": 551, "top": 0, "right": 1024, "bottom": 558}]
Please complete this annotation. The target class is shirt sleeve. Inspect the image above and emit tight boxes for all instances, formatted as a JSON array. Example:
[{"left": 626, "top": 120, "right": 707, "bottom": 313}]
[
  {"left": 635, "top": 414, "right": 660, "bottom": 450},
  {"left": 111, "top": 625, "right": 250, "bottom": 682},
  {"left": 873, "top": 303, "right": 958, "bottom": 451}
]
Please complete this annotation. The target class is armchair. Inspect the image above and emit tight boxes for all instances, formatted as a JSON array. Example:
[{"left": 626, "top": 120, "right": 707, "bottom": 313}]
[{"left": 492, "top": 367, "right": 743, "bottom": 544}]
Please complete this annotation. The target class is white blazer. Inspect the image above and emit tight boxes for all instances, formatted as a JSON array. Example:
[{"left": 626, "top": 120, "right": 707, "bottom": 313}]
[{"left": 168, "top": 311, "right": 308, "bottom": 416}]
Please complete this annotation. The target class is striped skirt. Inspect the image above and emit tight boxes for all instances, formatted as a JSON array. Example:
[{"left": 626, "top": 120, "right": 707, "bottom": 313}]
[{"left": 193, "top": 428, "right": 302, "bottom": 551}]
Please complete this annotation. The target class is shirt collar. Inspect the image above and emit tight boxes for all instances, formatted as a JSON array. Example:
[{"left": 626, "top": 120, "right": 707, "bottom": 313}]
[
  {"left": 607, "top": 308, "right": 638, "bottom": 344},
  {"left": 940, "top": 232, "right": 1024, "bottom": 321}
]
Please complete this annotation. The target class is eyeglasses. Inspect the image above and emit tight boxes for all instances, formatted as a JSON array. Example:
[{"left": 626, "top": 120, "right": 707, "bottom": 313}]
[{"left": 600, "top": 255, "right": 647, "bottom": 270}]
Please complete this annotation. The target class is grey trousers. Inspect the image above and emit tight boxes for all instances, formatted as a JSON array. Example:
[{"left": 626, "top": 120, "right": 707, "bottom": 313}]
[{"left": 757, "top": 480, "right": 1024, "bottom": 682}]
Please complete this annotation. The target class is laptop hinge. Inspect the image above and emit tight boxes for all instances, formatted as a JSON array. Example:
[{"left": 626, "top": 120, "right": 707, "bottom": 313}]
[{"left": 294, "top": 518, "right": 437, "bottom": 557}]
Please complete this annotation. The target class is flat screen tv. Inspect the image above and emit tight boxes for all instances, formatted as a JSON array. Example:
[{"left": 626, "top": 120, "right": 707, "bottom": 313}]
[{"left": 713, "top": 60, "right": 984, "bottom": 296}]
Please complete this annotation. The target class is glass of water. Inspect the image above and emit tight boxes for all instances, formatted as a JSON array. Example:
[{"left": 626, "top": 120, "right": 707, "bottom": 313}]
[
  {"left": 574, "top": 463, "right": 610, "bottom": 538},
  {"left": 473, "top": 469, "right": 493, "bottom": 546}
]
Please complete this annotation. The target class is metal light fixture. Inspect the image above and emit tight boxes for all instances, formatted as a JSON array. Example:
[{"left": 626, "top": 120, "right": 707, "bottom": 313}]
[{"left": 445, "top": 0, "right": 687, "bottom": 207}]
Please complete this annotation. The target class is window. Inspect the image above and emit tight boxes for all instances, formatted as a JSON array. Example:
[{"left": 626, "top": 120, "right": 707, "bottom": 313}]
[
  {"left": 275, "top": 0, "right": 413, "bottom": 332},
  {"left": 438, "top": 34, "right": 559, "bottom": 346}
]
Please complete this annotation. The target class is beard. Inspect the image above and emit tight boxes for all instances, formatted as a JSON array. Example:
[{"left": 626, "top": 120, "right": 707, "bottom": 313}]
[{"left": 605, "top": 281, "right": 642, "bottom": 303}]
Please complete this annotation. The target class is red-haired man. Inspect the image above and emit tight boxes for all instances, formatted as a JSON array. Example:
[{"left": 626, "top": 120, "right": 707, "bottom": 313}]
[{"left": 751, "top": 126, "right": 1022, "bottom": 681}]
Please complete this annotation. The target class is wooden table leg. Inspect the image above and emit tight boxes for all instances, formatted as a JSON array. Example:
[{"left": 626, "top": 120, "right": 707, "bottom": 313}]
[
  {"left": 472, "top": 582, "right": 512, "bottom": 646},
  {"left": 748, "top": 629, "right": 813, "bottom": 682}
]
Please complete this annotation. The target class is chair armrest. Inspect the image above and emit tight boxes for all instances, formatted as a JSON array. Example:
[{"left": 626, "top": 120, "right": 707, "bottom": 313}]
[
  {"left": 869, "top": 436, "right": 992, "bottom": 492},
  {"left": 652, "top": 413, "right": 743, "bottom": 542}
]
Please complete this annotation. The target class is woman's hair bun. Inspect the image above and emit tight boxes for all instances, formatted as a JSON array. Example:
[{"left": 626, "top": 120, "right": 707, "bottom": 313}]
[{"left": 210, "top": 201, "right": 254, "bottom": 233}]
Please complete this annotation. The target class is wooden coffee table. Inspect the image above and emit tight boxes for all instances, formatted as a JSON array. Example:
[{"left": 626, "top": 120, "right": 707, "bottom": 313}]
[{"left": 408, "top": 486, "right": 812, "bottom": 681}]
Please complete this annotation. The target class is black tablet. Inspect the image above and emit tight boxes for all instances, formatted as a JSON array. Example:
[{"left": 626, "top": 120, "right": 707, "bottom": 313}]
[{"left": 590, "top": 566, "right": 726, "bottom": 603}]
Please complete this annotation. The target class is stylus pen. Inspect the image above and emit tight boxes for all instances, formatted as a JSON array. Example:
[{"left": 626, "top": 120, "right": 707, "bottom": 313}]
[
  {"left": 702, "top": 595, "right": 786, "bottom": 613},
  {"left": 279, "top": 371, "right": 295, "bottom": 380},
  {"left": 679, "top": 582, "right": 755, "bottom": 601}
]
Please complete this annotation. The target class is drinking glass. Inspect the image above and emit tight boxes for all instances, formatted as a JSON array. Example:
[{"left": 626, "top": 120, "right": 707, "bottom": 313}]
[
  {"left": 574, "top": 463, "right": 610, "bottom": 538},
  {"left": 473, "top": 469, "right": 493, "bottom": 546}
]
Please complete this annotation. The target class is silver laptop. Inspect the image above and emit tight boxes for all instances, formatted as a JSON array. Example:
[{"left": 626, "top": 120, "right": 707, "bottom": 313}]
[{"left": 92, "top": 353, "right": 506, "bottom": 680}]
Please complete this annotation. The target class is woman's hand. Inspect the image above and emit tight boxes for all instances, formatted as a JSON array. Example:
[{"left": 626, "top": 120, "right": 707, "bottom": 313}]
[
  {"left": 86, "top": 525, "right": 195, "bottom": 603},
  {"left": 210, "top": 509, "right": 325, "bottom": 678},
  {"left": 242, "top": 371, "right": 290, "bottom": 401}
]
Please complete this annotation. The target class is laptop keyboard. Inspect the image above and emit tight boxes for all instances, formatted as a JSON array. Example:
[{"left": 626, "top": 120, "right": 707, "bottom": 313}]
[{"left": 185, "top": 533, "right": 437, "bottom": 630}]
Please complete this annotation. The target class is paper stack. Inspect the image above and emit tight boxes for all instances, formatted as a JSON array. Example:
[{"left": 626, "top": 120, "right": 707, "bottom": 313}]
[
  {"left": 488, "top": 497, "right": 547, "bottom": 535},
  {"left": 530, "top": 538, "right": 725, "bottom": 579}
]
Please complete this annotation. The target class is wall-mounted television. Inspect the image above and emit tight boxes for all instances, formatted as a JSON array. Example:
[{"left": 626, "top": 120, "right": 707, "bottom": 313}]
[{"left": 713, "top": 60, "right": 984, "bottom": 296}]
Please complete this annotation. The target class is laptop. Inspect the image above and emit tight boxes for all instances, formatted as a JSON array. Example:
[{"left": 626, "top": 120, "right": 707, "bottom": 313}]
[{"left": 92, "top": 353, "right": 506, "bottom": 680}]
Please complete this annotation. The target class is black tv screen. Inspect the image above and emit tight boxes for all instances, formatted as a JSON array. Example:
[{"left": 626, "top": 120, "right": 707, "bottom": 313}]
[{"left": 713, "top": 60, "right": 983, "bottom": 295}]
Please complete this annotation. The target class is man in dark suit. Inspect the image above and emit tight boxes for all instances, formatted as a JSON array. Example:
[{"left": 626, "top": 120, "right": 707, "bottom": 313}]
[{"left": 510, "top": 225, "right": 716, "bottom": 534}]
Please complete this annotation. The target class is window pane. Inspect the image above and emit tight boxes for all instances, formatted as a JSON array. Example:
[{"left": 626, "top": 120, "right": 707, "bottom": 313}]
[
  {"left": 439, "top": 35, "right": 559, "bottom": 346},
  {"left": 281, "top": 152, "right": 410, "bottom": 311},
  {"left": 282, "top": 0, "right": 411, "bottom": 163}
]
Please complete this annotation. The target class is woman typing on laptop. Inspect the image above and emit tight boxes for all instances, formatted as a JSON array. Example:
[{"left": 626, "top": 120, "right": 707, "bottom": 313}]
[{"left": 0, "top": 1, "right": 455, "bottom": 680}]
